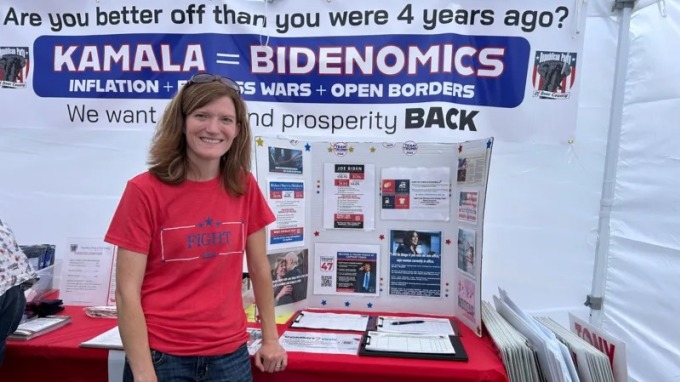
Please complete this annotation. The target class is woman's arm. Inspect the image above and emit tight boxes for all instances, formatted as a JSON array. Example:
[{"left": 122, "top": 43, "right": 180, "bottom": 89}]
[
  {"left": 116, "top": 248, "right": 156, "bottom": 382},
  {"left": 245, "top": 228, "right": 287, "bottom": 373}
]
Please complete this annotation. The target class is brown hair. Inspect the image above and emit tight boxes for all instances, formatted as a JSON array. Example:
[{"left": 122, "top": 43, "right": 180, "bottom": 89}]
[
  {"left": 147, "top": 80, "right": 251, "bottom": 195},
  {"left": 273, "top": 258, "right": 288, "bottom": 279},
  {"left": 404, "top": 230, "right": 418, "bottom": 242}
]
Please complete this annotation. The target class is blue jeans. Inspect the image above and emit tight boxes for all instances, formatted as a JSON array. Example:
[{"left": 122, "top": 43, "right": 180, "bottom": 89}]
[
  {"left": 123, "top": 343, "right": 252, "bottom": 382},
  {"left": 0, "top": 285, "right": 26, "bottom": 367}
]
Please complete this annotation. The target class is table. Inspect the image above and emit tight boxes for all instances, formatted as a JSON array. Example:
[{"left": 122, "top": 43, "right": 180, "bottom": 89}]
[
  {"left": 2, "top": 306, "right": 117, "bottom": 382},
  {"left": 1, "top": 306, "right": 508, "bottom": 382}
]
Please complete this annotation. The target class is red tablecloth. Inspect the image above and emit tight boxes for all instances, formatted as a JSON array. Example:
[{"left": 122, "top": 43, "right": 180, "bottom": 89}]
[
  {"left": 2, "top": 306, "right": 117, "bottom": 382},
  {"left": 1, "top": 307, "right": 508, "bottom": 382}
]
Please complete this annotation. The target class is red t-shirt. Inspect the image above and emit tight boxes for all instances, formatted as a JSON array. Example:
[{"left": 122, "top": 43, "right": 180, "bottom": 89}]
[{"left": 105, "top": 171, "right": 274, "bottom": 356}]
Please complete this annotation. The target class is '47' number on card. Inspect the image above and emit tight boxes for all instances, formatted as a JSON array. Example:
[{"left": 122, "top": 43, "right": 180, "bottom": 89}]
[{"left": 320, "top": 257, "right": 334, "bottom": 272}]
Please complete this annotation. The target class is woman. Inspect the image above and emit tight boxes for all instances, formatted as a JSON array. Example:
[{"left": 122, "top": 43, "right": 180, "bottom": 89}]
[
  {"left": 396, "top": 230, "right": 419, "bottom": 255},
  {"left": 105, "top": 73, "right": 286, "bottom": 382},
  {"left": 272, "top": 259, "right": 292, "bottom": 306}
]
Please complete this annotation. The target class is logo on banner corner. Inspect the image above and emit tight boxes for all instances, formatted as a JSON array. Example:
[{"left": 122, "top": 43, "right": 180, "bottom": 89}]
[
  {"left": 0, "top": 46, "right": 30, "bottom": 89},
  {"left": 532, "top": 51, "right": 577, "bottom": 100}
]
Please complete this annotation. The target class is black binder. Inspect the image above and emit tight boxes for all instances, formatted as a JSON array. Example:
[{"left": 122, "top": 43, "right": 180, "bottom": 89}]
[{"left": 358, "top": 332, "right": 469, "bottom": 362}]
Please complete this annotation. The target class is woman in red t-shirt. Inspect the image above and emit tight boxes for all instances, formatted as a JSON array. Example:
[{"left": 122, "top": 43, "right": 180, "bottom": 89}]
[{"left": 106, "top": 73, "right": 286, "bottom": 382}]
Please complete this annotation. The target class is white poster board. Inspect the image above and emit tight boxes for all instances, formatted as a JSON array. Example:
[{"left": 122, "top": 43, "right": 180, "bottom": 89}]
[{"left": 255, "top": 137, "right": 493, "bottom": 336}]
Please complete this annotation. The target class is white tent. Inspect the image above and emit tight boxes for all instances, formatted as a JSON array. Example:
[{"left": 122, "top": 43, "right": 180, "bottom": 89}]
[
  {"left": 483, "top": 1, "right": 679, "bottom": 380},
  {"left": 0, "top": 0, "right": 677, "bottom": 380}
]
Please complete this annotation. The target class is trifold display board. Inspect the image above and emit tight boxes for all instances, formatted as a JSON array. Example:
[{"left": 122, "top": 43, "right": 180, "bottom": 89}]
[{"left": 254, "top": 137, "right": 493, "bottom": 336}]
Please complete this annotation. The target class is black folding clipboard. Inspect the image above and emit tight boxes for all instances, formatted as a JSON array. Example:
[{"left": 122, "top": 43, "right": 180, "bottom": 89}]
[{"left": 358, "top": 332, "right": 469, "bottom": 362}]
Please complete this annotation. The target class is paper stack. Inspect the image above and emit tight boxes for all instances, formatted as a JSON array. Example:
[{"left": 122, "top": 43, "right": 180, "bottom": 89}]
[
  {"left": 535, "top": 317, "right": 615, "bottom": 382},
  {"left": 482, "top": 301, "right": 543, "bottom": 382},
  {"left": 8, "top": 315, "right": 71, "bottom": 341},
  {"left": 492, "top": 288, "right": 580, "bottom": 382},
  {"left": 80, "top": 326, "right": 123, "bottom": 350}
]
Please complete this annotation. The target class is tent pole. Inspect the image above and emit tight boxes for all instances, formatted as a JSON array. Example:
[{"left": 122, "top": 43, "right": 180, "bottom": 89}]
[{"left": 587, "top": 0, "right": 635, "bottom": 325}]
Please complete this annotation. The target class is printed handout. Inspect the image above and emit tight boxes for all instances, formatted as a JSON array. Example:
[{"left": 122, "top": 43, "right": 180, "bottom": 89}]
[
  {"left": 269, "top": 249, "right": 309, "bottom": 307},
  {"left": 268, "top": 146, "right": 303, "bottom": 174},
  {"left": 389, "top": 230, "right": 442, "bottom": 298},
  {"left": 381, "top": 167, "right": 450, "bottom": 221},
  {"left": 80, "top": 326, "right": 123, "bottom": 350},
  {"left": 458, "top": 190, "right": 479, "bottom": 224},
  {"left": 457, "top": 228, "right": 476, "bottom": 277},
  {"left": 365, "top": 331, "right": 455, "bottom": 354},
  {"left": 457, "top": 278, "right": 476, "bottom": 322},
  {"left": 246, "top": 328, "right": 263, "bottom": 355},
  {"left": 60, "top": 238, "right": 116, "bottom": 306},
  {"left": 280, "top": 331, "right": 362, "bottom": 355},
  {"left": 323, "top": 163, "right": 376, "bottom": 230},
  {"left": 267, "top": 179, "right": 305, "bottom": 250},
  {"left": 291, "top": 311, "right": 370, "bottom": 331},
  {"left": 457, "top": 150, "right": 488, "bottom": 186},
  {"left": 377, "top": 316, "right": 456, "bottom": 336},
  {"left": 314, "top": 243, "right": 380, "bottom": 296}
]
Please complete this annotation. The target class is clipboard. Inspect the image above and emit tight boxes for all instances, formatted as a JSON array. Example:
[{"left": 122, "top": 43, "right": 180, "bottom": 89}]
[
  {"left": 290, "top": 311, "right": 377, "bottom": 332},
  {"left": 358, "top": 332, "right": 469, "bottom": 362},
  {"left": 370, "top": 316, "right": 460, "bottom": 336}
]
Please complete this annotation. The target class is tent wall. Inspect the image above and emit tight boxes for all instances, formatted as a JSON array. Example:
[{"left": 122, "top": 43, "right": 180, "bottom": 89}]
[
  {"left": 599, "top": 1, "right": 680, "bottom": 380},
  {"left": 482, "top": 1, "right": 617, "bottom": 326}
]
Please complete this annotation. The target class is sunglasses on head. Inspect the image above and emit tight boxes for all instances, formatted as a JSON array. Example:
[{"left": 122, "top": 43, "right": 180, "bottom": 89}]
[{"left": 186, "top": 73, "right": 241, "bottom": 94}]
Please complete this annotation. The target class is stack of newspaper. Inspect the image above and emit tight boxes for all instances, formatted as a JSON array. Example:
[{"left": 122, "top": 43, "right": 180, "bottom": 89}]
[
  {"left": 482, "top": 301, "right": 543, "bottom": 382},
  {"left": 535, "top": 317, "right": 615, "bottom": 382}
]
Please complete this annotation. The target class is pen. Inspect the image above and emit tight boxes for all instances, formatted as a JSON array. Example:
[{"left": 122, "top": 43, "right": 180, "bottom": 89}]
[{"left": 391, "top": 320, "right": 425, "bottom": 325}]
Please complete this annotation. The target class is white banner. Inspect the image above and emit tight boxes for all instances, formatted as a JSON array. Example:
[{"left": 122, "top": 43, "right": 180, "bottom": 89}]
[{"left": 0, "top": 0, "right": 586, "bottom": 143}]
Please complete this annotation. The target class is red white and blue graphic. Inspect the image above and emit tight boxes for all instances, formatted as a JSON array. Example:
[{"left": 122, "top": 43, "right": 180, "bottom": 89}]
[
  {"left": 33, "top": 33, "right": 530, "bottom": 107},
  {"left": 532, "top": 51, "right": 577, "bottom": 99},
  {"left": 269, "top": 181, "right": 304, "bottom": 245},
  {"left": 0, "top": 46, "right": 30, "bottom": 89}
]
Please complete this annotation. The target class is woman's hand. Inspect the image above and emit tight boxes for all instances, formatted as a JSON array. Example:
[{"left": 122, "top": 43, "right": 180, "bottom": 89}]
[{"left": 254, "top": 340, "right": 287, "bottom": 373}]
